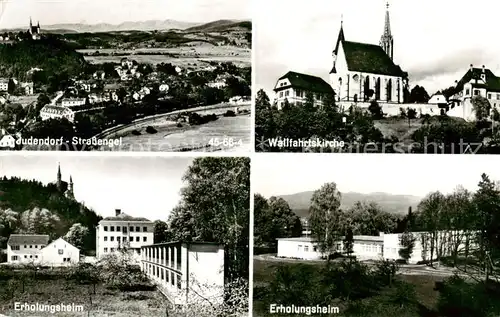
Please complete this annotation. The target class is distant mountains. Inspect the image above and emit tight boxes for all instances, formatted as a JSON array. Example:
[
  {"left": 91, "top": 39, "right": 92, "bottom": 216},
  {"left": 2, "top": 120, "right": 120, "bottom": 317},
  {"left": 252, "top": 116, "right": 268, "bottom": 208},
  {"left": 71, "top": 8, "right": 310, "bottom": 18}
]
[
  {"left": 277, "top": 191, "right": 423, "bottom": 219},
  {"left": 1, "top": 19, "right": 250, "bottom": 33}
]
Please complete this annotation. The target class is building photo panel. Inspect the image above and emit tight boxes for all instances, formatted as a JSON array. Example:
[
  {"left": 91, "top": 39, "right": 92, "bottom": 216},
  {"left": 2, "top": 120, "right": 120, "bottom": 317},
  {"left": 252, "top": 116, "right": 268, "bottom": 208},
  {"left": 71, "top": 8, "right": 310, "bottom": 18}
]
[
  {"left": 253, "top": 154, "right": 500, "bottom": 317},
  {"left": 0, "top": 0, "right": 251, "bottom": 153},
  {"left": 254, "top": 0, "right": 500, "bottom": 154},
  {"left": 0, "top": 154, "right": 250, "bottom": 317}
]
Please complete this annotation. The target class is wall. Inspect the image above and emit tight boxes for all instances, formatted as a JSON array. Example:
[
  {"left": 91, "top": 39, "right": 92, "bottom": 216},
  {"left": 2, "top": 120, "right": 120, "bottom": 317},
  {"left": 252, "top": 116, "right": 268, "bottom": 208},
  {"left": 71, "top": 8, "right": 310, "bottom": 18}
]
[
  {"left": 277, "top": 239, "right": 321, "bottom": 260},
  {"left": 338, "top": 101, "right": 441, "bottom": 117},
  {"left": 40, "top": 238, "right": 79, "bottom": 266}
]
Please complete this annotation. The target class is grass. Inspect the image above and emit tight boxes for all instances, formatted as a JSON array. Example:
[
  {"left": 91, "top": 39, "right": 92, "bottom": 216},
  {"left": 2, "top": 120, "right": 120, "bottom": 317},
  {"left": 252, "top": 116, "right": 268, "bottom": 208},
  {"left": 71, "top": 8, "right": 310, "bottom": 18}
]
[
  {"left": 253, "top": 258, "right": 446, "bottom": 317},
  {"left": 0, "top": 277, "right": 170, "bottom": 317}
]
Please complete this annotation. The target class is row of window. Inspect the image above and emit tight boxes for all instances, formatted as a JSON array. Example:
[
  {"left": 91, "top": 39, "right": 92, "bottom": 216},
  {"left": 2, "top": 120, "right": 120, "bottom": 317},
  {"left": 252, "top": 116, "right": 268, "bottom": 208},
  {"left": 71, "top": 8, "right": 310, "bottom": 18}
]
[
  {"left": 11, "top": 255, "right": 38, "bottom": 260},
  {"left": 278, "top": 89, "right": 322, "bottom": 100},
  {"left": 103, "top": 225, "right": 148, "bottom": 232},
  {"left": 10, "top": 245, "right": 45, "bottom": 250},
  {"left": 464, "top": 88, "right": 500, "bottom": 100},
  {"left": 103, "top": 236, "right": 147, "bottom": 242},
  {"left": 297, "top": 244, "right": 318, "bottom": 252}
]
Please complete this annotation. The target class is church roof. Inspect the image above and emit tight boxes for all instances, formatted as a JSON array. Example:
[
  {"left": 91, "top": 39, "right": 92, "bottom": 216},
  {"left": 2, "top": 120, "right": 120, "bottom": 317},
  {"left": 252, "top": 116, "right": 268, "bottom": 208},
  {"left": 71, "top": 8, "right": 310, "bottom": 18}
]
[
  {"left": 339, "top": 41, "right": 405, "bottom": 77},
  {"left": 455, "top": 67, "right": 500, "bottom": 93},
  {"left": 101, "top": 212, "right": 151, "bottom": 222},
  {"left": 274, "top": 71, "right": 335, "bottom": 95}
]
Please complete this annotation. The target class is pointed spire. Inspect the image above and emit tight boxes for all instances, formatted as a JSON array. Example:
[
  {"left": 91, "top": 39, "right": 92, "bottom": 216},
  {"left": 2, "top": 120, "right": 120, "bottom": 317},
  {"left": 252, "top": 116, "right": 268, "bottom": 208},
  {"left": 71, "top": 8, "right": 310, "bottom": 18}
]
[
  {"left": 334, "top": 19, "right": 345, "bottom": 55},
  {"left": 57, "top": 163, "right": 61, "bottom": 177},
  {"left": 380, "top": 1, "right": 394, "bottom": 60},
  {"left": 69, "top": 175, "right": 73, "bottom": 184},
  {"left": 30, "top": 17, "right": 32, "bottom": 27},
  {"left": 383, "top": 1, "right": 392, "bottom": 38}
]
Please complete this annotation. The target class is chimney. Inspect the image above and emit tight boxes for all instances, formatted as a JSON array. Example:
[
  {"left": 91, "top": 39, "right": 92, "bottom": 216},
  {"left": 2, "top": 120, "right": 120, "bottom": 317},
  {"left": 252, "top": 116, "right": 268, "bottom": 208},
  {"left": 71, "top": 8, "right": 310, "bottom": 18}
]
[{"left": 115, "top": 209, "right": 121, "bottom": 216}]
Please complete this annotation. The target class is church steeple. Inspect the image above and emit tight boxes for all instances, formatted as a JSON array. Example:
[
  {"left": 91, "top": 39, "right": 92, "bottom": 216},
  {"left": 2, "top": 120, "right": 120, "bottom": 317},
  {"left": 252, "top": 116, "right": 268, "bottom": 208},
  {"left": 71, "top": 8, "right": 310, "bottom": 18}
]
[
  {"left": 57, "top": 163, "right": 62, "bottom": 190},
  {"left": 380, "top": 1, "right": 394, "bottom": 60},
  {"left": 331, "top": 18, "right": 345, "bottom": 74}
]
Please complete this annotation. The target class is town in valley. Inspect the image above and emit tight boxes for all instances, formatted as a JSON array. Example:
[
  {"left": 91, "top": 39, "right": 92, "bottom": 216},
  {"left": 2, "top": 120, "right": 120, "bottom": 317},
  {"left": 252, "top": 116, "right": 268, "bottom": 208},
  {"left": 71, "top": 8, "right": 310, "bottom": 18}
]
[{"left": 0, "top": 1, "right": 251, "bottom": 152}]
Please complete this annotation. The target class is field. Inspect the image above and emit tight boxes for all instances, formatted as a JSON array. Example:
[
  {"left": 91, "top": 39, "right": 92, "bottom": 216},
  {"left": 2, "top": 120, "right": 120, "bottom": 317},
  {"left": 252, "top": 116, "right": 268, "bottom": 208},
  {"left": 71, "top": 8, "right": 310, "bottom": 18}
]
[
  {"left": 78, "top": 44, "right": 250, "bottom": 69},
  {"left": 0, "top": 278, "right": 169, "bottom": 317},
  {"left": 253, "top": 258, "right": 446, "bottom": 317}
]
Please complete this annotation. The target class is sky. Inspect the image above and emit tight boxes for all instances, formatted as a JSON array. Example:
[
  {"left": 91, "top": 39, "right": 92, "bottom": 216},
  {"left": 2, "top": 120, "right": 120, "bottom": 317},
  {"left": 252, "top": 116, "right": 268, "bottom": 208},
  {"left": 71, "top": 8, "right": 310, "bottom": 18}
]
[
  {"left": 0, "top": 0, "right": 249, "bottom": 27},
  {"left": 0, "top": 154, "right": 193, "bottom": 221},
  {"left": 254, "top": 0, "right": 500, "bottom": 98},
  {"left": 252, "top": 154, "right": 500, "bottom": 198}
]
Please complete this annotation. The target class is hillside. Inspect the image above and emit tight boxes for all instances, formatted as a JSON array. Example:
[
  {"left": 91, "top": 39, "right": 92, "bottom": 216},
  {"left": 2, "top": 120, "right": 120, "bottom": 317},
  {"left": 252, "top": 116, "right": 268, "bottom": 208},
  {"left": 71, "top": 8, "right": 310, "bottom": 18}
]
[
  {"left": 0, "top": 37, "right": 87, "bottom": 79},
  {"left": 277, "top": 191, "right": 422, "bottom": 218},
  {"left": 184, "top": 19, "right": 251, "bottom": 32},
  {"left": 0, "top": 177, "right": 101, "bottom": 252}
]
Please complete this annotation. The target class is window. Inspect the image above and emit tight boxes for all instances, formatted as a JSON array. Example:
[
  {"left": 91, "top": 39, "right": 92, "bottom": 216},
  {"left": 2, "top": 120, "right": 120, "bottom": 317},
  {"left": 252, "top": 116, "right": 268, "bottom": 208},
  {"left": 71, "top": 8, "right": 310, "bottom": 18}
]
[
  {"left": 24, "top": 245, "right": 27, "bottom": 248},
  {"left": 304, "top": 245, "right": 309, "bottom": 252},
  {"left": 123, "top": 226, "right": 127, "bottom": 233},
  {"left": 497, "top": 94, "right": 500, "bottom": 100},
  {"left": 313, "top": 246, "right": 317, "bottom": 252},
  {"left": 58, "top": 249, "right": 64, "bottom": 255},
  {"left": 11, "top": 256, "right": 18, "bottom": 261},
  {"left": 136, "top": 226, "right": 140, "bottom": 232},
  {"left": 34, "top": 245, "right": 38, "bottom": 249},
  {"left": 30, "top": 255, "right": 32, "bottom": 258},
  {"left": 296, "top": 89, "right": 303, "bottom": 98},
  {"left": 110, "top": 248, "right": 115, "bottom": 252},
  {"left": 117, "top": 237, "right": 121, "bottom": 242},
  {"left": 136, "top": 237, "right": 140, "bottom": 242},
  {"left": 143, "top": 227, "right": 147, "bottom": 232},
  {"left": 285, "top": 90, "right": 289, "bottom": 96},
  {"left": 24, "top": 255, "right": 27, "bottom": 258},
  {"left": 35, "top": 255, "right": 38, "bottom": 259},
  {"left": 104, "top": 226, "right": 108, "bottom": 231},
  {"left": 353, "top": 74, "right": 359, "bottom": 82},
  {"left": 110, "top": 237, "right": 114, "bottom": 242},
  {"left": 130, "top": 226, "right": 134, "bottom": 232},
  {"left": 465, "top": 89, "right": 470, "bottom": 95},
  {"left": 117, "top": 226, "right": 121, "bottom": 232},
  {"left": 104, "top": 237, "right": 108, "bottom": 241},
  {"left": 279, "top": 91, "right": 283, "bottom": 98},
  {"left": 143, "top": 237, "right": 147, "bottom": 242},
  {"left": 488, "top": 93, "right": 492, "bottom": 99},
  {"left": 12, "top": 245, "right": 19, "bottom": 251},
  {"left": 104, "top": 248, "right": 108, "bottom": 253},
  {"left": 298, "top": 245, "right": 302, "bottom": 251},
  {"left": 110, "top": 226, "right": 115, "bottom": 232},
  {"left": 474, "top": 89, "right": 480, "bottom": 96},
  {"left": 123, "top": 237, "right": 127, "bottom": 242},
  {"left": 29, "top": 245, "right": 32, "bottom": 248}
]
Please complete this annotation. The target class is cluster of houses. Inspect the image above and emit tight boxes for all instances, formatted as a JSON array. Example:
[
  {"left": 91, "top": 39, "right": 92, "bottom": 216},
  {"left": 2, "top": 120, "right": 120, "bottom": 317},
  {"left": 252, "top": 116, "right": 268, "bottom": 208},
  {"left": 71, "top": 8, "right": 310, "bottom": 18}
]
[{"left": 273, "top": 3, "right": 499, "bottom": 121}]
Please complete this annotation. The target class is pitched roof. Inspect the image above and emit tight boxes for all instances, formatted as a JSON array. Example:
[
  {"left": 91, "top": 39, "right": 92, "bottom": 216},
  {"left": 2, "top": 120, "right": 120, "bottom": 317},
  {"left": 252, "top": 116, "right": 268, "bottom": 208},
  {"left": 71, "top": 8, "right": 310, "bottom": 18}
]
[
  {"left": 8, "top": 234, "right": 49, "bottom": 246},
  {"left": 455, "top": 67, "right": 500, "bottom": 93},
  {"left": 340, "top": 41, "right": 405, "bottom": 77},
  {"left": 274, "top": 71, "right": 335, "bottom": 95},
  {"left": 101, "top": 212, "right": 151, "bottom": 222}
]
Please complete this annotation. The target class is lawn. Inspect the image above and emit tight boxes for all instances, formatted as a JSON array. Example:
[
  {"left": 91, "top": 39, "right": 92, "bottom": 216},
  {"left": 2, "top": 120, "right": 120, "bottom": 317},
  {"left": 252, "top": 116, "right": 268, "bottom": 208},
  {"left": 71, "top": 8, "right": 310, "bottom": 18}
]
[
  {"left": 0, "top": 276, "right": 170, "bottom": 317},
  {"left": 253, "top": 258, "right": 446, "bottom": 317}
]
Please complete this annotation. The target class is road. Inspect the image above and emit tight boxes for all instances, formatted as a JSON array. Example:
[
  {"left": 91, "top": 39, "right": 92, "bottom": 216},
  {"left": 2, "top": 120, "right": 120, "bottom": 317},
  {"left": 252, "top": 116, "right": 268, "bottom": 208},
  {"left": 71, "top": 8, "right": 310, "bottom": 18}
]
[{"left": 94, "top": 102, "right": 250, "bottom": 139}]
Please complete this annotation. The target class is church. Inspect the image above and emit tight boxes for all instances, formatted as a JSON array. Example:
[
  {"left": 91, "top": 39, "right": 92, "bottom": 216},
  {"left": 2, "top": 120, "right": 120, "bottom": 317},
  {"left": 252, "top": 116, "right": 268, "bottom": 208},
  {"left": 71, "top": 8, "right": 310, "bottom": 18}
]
[
  {"left": 330, "top": 2, "right": 407, "bottom": 105},
  {"left": 51, "top": 163, "right": 75, "bottom": 200},
  {"left": 28, "top": 18, "right": 41, "bottom": 40}
]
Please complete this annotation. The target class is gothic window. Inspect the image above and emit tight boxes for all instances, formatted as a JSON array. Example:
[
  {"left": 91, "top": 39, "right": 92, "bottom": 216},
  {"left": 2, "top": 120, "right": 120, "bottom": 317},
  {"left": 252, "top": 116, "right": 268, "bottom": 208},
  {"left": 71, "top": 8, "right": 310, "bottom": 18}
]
[
  {"left": 338, "top": 77, "right": 342, "bottom": 85},
  {"left": 352, "top": 74, "right": 359, "bottom": 82}
]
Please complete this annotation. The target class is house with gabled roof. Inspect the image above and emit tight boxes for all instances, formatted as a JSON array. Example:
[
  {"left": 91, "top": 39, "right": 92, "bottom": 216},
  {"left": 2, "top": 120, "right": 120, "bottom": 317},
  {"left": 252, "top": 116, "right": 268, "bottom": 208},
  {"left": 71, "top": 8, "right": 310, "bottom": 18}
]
[
  {"left": 273, "top": 71, "right": 335, "bottom": 109},
  {"left": 329, "top": 3, "right": 407, "bottom": 104},
  {"left": 7, "top": 234, "right": 49, "bottom": 264}
]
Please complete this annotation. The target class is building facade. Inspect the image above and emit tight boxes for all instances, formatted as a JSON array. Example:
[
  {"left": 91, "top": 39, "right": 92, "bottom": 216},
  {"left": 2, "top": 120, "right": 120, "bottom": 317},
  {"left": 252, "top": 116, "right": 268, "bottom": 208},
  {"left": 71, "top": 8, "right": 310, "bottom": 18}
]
[
  {"left": 28, "top": 18, "right": 41, "bottom": 40},
  {"left": 329, "top": 3, "right": 407, "bottom": 105},
  {"left": 141, "top": 242, "right": 225, "bottom": 305},
  {"left": 95, "top": 209, "right": 154, "bottom": 261},
  {"left": 40, "top": 105, "right": 76, "bottom": 122},
  {"left": 277, "top": 230, "right": 477, "bottom": 264},
  {"left": 273, "top": 71, "right": 335, "bottom": 109},
  {"left": 61, "top": 98, "right": 86, "bottom": 108},
  {"left": 39, "top": 237, "right": 80, "bottom": 266},
  {"left": 0, "top": 78, "right": 8, "bottom": 92}
]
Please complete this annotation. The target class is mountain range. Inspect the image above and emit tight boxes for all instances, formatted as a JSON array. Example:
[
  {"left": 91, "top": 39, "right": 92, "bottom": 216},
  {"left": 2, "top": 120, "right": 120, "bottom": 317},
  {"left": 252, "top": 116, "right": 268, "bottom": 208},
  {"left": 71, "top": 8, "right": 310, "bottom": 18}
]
[
  {"left": 276, "top": 191, "right": 423, "bottom": 218},
  {"left": 1, "top": 19, "right": 249, "bottom": 33}
]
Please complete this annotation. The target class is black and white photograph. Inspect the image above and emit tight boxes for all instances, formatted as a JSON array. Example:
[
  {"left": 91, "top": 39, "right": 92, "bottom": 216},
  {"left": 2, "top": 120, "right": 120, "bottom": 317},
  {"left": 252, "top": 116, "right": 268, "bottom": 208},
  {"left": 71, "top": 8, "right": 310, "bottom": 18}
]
[
  {"left": 0, "top": 0, "right": 251, "bottom": 152},
  {"left": 253, "top": 154, "right": 500, "bottom": 316},
  {"left": 255, "top": 0, "right": 500, "bottom": 153},
  {"left": 0, "top": 154, "right": 250, "bottom": 316}
]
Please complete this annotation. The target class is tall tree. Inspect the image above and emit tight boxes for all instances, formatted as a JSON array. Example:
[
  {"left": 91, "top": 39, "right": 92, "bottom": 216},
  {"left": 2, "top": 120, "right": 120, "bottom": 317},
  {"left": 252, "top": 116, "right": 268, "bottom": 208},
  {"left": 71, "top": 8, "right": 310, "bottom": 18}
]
[
  {"left": 64, "top": 223, "right": 89, "bottom": 250},
  {"left": 255, "top": 89, "right": 276, "bottom": 144},
  {"left": 471, "top": 96, "right": 492, "bottom": 121},
  {"left": 309, "top": 182, "right": 343, "bottom": 256}
]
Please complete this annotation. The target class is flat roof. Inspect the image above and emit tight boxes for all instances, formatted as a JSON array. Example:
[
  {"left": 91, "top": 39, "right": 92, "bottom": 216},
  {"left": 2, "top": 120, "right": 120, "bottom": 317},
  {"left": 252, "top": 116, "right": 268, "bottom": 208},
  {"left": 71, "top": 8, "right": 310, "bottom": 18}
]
[{"left": 277, "top": 237, "right": 316, "bottom": 242}]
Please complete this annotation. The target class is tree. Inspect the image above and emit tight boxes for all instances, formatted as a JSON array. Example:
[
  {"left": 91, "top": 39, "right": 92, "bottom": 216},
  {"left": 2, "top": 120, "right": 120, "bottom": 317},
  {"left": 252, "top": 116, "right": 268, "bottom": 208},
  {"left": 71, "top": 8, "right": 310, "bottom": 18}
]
[
  {"left": 399, "top": 230, "right": 416, "bottom": 263},
  {"left": 167, "top": 157, "right": 249, "bottom": 281},
  {"left": 471, "top": 96, "right": 492, "bottom": 121},
  {"left": 254, "top": 89, "right": 277, "bottom": 146},
  {"left": 408, "top": 85, "right": 430, "bottom": 103},
  {"left": 309, "top": 182, "right": 343, "bottom": 256},
  {"left": 368, "top": 100, "right": 384, "bottom": 119},
  {"left": 153, "top": 220, "right": 171, "bottom": 243},
  {"left": 19, "top": 207, "right": 60, "bottom": 236},
  {"left": 64, "top": 223, "right": 89, "bottom": 250}
]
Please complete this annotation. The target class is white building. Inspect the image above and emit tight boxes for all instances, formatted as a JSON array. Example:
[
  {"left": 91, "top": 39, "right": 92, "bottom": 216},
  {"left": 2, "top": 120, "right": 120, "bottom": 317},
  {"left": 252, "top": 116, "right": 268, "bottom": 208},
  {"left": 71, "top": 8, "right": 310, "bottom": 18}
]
[
  {"left": 277, "top": 230, "right": 478, "bottom": 264},
  {"left": 141, "top": 242, "right": 225, "bottom": 305},
  {"left": 96, "top": 209, "right": 154, "bottom": 262},
  {"left": 40, "top": 237, "right": 80, "bottom": 266},
  {"left": 61, "top": 98, "right": 86, "bottom": 108},
  {"left": 428, "top": 93, "right": 447, "bottom": 106},
  {"left": 447, "top": 65, "right": 500, "bottom": 121},
  {"left": 7, "top": 234, "right": 49, "bottom": 264},
  {"left": 207, "top": 80, "right": 226, "bottom": 89},
  {"left": 0, "top": 78, "right": 9, "bottom": 92},
  {"left": 0, "top": 135, "right": 16, "bottom": 148},
  {"left": 273, "top": 71, "right": 335, "bottom": 109},
  {"left": 21, "top": 82, "right": 34, "bottom": 95},
  {"left": 39, "top": 105, "right": 75, "bottom": 122},
  {"left": 330, "top": 4, "right": 406, "bottom": 105},
  {"left": 7, "top": 235, "right": 80, "bottom": 266}
]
